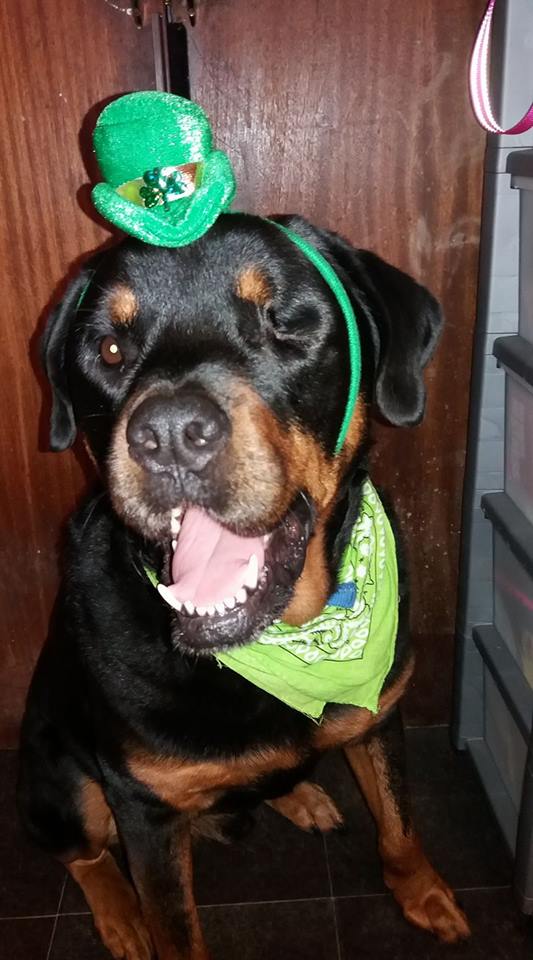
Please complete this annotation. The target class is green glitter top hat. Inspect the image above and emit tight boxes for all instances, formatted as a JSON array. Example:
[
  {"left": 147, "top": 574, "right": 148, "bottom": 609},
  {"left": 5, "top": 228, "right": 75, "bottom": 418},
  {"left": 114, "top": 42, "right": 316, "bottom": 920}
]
[{"left": 91, "top": 91, "right": 236, "bottom": 247}]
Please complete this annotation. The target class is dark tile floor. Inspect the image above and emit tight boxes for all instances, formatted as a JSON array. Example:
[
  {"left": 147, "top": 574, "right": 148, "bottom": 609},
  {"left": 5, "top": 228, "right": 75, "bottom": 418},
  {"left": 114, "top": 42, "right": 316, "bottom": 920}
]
[{"left": 1, "top": 727, "right": 531, "bottom": 960}]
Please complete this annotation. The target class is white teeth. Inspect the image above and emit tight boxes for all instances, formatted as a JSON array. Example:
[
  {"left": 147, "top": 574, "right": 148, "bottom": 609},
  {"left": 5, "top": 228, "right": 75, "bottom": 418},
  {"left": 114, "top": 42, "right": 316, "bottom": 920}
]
[
  {"left": 171, "top": 539, "right": 177, "bottom": 551},
  {"left": 160, "top": 598, "right": 227, "bottom": 618},
  {"left": 161, "top": 593, "right": 244, "bottom": 617},
  {"left": 157, "top": 584, "right": 182, "bottom": 612},
  {"left": 244, "top": 553, "right": 259, "bottom": 590},
  {"left": 170, "top": 507, "right": 183, "bottom": 536},
  {"left": 263, "top": 534, "right": 271, "bottom": 545},
  {"left": 192, "top": 602, "right": 226, "bottom": 617}
]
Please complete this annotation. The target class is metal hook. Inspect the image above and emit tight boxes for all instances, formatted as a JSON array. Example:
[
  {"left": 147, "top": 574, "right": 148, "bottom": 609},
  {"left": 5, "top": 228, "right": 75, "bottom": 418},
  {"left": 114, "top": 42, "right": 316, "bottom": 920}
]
[{"left": 131, "top": 0, "right": 195, "bottom": 30}]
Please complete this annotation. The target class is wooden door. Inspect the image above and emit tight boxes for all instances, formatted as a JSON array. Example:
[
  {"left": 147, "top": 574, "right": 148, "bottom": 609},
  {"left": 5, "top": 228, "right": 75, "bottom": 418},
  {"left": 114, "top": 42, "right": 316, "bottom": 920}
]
[
  {"left": 188, "top": 0, "right": 487, "bottom": 723},
  {"left": 0, "top": 0, "right": 155, "bottom": 746},
  {"left": 0, "top": 0, "right": 486, "bottom": 745}
]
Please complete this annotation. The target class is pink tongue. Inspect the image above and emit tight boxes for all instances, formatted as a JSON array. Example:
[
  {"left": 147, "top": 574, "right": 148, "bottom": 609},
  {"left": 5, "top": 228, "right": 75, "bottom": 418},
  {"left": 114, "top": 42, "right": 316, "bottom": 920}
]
[{"left": 169, "top": 506, "right": 265, "bottom": 607}]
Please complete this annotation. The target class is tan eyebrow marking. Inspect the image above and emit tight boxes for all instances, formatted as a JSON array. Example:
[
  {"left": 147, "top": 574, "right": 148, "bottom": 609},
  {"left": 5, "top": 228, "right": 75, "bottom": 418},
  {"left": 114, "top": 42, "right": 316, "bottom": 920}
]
[
  {"left": 235, "top": 266, "right": 271, "bottom": 306},
  {"left": 108, "top": 284, "right": 138, "bottom": 327}
]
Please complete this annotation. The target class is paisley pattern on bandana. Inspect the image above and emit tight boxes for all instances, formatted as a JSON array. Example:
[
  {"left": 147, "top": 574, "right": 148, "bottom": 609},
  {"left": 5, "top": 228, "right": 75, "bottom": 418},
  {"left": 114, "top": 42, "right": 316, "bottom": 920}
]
[{"left": 257, "top": 480, "right": 388, "bottom": 662}]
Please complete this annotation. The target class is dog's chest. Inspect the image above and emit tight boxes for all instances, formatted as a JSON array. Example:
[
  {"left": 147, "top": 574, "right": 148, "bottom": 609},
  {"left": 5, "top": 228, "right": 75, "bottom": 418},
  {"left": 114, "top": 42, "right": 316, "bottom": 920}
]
[
  {"left": 127, "top": 743, "right": 307, "bottom": 812},
  {"left": 125, "top": 700, "right": 391, "bottom": 813}
]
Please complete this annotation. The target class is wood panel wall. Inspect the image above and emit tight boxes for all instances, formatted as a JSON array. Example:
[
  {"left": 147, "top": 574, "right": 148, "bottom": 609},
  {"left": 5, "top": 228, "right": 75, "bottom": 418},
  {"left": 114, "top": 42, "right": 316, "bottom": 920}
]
[
  {"left": 0, "top": 0, "right": 486, "bottom": 745},
  {"left": 0, "top": 1, "right": 155, "bottom": 746},
  {"left": 188, "top": 0, "right": 487, "bottom": 723}
]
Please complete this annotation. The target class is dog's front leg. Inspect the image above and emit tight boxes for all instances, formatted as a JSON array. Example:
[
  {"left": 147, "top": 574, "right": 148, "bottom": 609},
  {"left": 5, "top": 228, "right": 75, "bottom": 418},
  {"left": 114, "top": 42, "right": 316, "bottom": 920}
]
[
  {"left": 344, "top": 707, "right": 471, "bottom": 945},
  {"left": 112, "top": 794, "right": 209, "bottom": 960}
]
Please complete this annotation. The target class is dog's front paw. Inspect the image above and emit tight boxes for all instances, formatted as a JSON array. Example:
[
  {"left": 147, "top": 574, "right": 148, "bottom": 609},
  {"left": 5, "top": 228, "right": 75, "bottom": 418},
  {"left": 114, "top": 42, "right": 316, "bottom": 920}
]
[
  {"left": 95, "top": 910, "right": 153, "bottom": 960},
  {"left": 268, "top": 781, "right": 344, "bottom": 833},
  {"left": 386, "top": 869, "right": 471, "bottom": 944}
]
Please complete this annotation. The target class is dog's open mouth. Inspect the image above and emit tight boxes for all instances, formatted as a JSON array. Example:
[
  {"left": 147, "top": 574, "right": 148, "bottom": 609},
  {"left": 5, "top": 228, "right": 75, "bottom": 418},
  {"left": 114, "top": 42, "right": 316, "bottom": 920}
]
[{"left": 155, "top": 494, "right": 315, "bottom": 653}]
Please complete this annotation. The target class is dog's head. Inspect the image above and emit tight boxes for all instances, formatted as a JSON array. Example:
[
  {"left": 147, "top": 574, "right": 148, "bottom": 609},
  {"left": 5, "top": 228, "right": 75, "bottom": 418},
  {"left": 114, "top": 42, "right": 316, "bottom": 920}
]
[{"left": 42, "top": 213, "right": 441, "bottom": 653}]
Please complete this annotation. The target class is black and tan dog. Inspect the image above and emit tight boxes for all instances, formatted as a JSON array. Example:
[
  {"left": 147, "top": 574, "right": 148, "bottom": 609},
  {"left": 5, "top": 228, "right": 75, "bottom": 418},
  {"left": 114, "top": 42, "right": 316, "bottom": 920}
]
[{"left": 17, "top": 213, "right": 470, "bottom": 959}]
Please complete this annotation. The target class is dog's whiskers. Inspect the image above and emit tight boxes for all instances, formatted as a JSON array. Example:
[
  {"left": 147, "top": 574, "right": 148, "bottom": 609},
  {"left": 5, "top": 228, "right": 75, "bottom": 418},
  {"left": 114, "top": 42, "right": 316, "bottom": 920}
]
[{"left": 78, "top": 491, "right": 107, "bottom": 541}]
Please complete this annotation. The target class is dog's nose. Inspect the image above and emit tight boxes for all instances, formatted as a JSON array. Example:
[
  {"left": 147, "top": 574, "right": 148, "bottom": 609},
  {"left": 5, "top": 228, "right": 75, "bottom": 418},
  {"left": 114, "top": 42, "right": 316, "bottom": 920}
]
[{"left": 126, "top": 390, "right": 229, "bottom": 473}]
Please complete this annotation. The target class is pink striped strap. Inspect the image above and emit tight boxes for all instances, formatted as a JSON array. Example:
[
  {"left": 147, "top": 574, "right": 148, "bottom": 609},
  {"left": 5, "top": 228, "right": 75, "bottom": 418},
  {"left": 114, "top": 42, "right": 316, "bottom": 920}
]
[{"left": 469, "top": 0, "right": 533, "bottom": 134}]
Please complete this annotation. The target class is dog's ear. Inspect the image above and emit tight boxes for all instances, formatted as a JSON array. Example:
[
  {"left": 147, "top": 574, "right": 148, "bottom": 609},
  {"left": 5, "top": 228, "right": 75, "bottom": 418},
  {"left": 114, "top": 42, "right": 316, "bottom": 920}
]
[
  {"left": 277, "top": 217, "right": 442, "bottom": 427},
  {"left": 351, "top": 249, "right": 442, "bottom": 427},
  {"left": 41, "top": 269, "right": 92, "bottom": 451}
]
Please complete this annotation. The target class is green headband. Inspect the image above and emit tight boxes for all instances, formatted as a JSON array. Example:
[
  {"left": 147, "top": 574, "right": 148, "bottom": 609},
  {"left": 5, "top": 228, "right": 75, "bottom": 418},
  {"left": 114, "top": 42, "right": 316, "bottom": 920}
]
[{"left": 268, "top": 221, "right": 361, "bottom": 455}]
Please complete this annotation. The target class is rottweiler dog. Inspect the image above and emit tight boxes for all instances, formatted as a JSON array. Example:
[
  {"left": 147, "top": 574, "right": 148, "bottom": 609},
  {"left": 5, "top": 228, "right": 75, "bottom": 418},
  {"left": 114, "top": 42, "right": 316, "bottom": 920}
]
[{"left": 17, "top": 214, "right": 470, "bottom": 959}]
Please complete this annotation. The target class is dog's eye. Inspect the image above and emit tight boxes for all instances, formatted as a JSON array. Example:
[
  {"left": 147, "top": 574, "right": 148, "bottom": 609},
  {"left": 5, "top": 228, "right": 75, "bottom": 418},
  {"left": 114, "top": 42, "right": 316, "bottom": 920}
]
[
  {"left": 266, "top": 305, "right": 318, "bottom": 341},
  {"left": 99, "top": 336, "right": 123, "bottom": 367},
  {"left": 266, "top": 307, "right": 289, "bottom": 334}
]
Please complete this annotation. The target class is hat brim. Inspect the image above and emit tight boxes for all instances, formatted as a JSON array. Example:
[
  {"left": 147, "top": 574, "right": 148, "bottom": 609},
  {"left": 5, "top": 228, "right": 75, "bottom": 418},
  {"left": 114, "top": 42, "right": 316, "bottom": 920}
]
[{"left": 91, "top": 151, "right": 235, "bottom": 247}]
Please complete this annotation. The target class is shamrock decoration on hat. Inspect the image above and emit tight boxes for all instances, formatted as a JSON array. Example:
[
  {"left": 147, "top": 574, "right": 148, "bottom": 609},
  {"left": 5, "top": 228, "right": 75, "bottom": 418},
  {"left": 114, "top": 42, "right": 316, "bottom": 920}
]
[{"left": 91, "top": 91, "right": 236, "bottom": 247}]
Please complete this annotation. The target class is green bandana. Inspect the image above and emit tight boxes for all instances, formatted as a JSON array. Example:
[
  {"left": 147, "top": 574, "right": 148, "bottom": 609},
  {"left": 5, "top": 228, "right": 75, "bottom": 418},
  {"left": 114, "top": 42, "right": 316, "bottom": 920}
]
[{"left": 216, "top": 480, "right": 398, "bottom": 719}]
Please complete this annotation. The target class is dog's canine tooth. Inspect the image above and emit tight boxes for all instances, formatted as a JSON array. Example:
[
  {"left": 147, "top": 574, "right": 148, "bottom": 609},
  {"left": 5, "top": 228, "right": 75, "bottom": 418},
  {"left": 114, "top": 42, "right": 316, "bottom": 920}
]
[
  {"left": 184, "top": 600, "right": 195, "bottom": 615},
  {"left": 157, "top": 584, "right": 182, "bottom": 611},
  {"left": 215, "top": 602, "right": 226, "bottom": 615},
  {"left": 171, "top": 538, "right": 177, "bottom": 551},
  {"left": 235, "top": 588, "right": 247, "bottom": 604},
  {"left": 244, "top": 554, "right": 259, "bottom": 590},
  {"left": 224, "top": 596, "right": 236, "bottom": 609},
  {"left": 170, "top": 507, "right": 183, "bottom": 535}
]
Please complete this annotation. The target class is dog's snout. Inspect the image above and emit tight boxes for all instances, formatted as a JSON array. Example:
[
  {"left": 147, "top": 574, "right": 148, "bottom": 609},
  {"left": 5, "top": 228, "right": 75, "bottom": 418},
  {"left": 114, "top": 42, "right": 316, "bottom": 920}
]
[{"left": 126, "top": 390, "right": 229, "bottom": 473}]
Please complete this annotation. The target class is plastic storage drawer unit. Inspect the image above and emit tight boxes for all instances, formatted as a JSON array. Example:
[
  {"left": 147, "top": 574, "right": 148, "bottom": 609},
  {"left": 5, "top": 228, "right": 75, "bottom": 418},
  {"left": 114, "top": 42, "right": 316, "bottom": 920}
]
[
  {"left": 506, "top": 372, "right": 533, "bottom": 527},
  {"left": 477, "top": 491, "right": 533, "bottom": 913},
  {"left": 484, "top": 490, "right": 533, "bottom": 696},
  {"left": 494, "top": 335, "right": 533, "bottom": 527},
  {"left": 494, "top": 531, "right": 533, "bottom": 687},
  {"left": 508, "top": 150, "right": 533, "bottom": 346},
  {"left": 471, "top": 618, "right": 533, "bottom": 912},
  {"left": 485, "top": 667, "right": 529, "bottom": 809}
]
